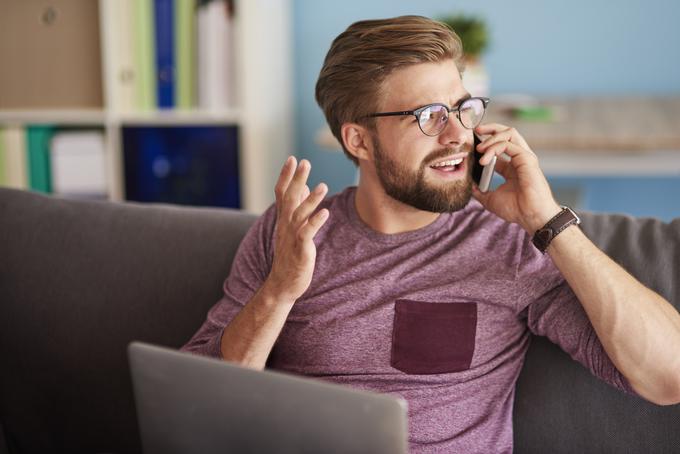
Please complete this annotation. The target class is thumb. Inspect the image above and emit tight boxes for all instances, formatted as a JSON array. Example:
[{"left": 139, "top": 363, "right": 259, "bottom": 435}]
[{"left": 472, "top": 184, "right": 492, "bottom": 208}]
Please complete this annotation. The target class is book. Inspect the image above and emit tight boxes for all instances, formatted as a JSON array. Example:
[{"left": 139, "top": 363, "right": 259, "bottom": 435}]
[
  {"left": 0, "top": 0, "right": 103, "bottom": 108},
  {"left": 102, "top": 0, "right": 137, "bottom": 112},
  {"left": 2, "top": 126, "right": 28, "bottom": 189},
  {"left": 0, "top": 129, "right": 5, "bottom": 185},
  {"left": 154, "top": 0, "right": 176, "bottom": 108},
  {"left": 26, "top": 126, "right": 56, "bottom": 193},
  {"left": 174, "top": 0, "right": 197, "bottom": 109},
  {"left": 50, "top": 130, "right": 108, "bottom": 199},
  {"left": 134, "top": 0, "right": 158, "bottom": 110},
  {"left": 197, "top": 0, "right": 235, "bottom": 110},
  {"left": 122, "top": 125, "right": 240, "bottom": 208}
]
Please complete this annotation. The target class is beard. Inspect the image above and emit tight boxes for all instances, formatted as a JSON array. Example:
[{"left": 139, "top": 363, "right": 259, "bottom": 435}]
[{"left": 372, "top": 135, "right": 473, "bottom": 213}]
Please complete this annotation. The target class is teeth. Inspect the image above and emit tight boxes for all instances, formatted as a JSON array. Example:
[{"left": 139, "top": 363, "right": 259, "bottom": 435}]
[{"left": 431, "top": 158, "right": 463, "bottom": 168}]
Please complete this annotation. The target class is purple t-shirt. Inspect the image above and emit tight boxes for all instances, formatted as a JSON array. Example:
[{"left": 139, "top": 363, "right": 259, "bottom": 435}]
[{"left": 182, "top": 186, "right": 634, "bottom": 453}]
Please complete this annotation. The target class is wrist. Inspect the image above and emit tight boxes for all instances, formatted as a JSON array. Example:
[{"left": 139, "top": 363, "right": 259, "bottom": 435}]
[
  {"left": 523, "top": 203, "right": 562, "bottom": 234},
  {"left": 260, "top": 277, "right": 298, "bottom": 307},
  {"left": 531, "top": 205, "right": 581, "bottom": 253}
]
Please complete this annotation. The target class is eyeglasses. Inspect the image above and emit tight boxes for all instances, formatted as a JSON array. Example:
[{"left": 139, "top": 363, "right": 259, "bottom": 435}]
[{"left": 365, "top": 97, "right": 490, "bottom": 136}]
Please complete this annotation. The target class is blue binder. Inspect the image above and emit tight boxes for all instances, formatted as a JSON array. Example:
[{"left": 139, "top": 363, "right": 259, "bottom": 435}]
[
  {"left": 122, "top": 125, "right": 240, "bottom": 208},
  {"left": 154, "top": 0, "right": 175, "bottom": 108}
]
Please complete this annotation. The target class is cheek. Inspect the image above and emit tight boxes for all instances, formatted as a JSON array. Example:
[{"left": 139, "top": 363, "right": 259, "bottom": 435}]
[{"left": 376, "top": 123, "right": 431, "bottom": 167}]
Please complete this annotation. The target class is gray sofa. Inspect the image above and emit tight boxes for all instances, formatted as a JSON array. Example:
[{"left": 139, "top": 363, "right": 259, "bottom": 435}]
[{"left": 0, "top": 187, "right": 679, "bottom": 453}]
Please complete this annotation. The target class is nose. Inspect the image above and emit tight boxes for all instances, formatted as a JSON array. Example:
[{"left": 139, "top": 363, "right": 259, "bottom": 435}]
[{"left": 437, "top": 111, "right": 469, "bottom": 148}]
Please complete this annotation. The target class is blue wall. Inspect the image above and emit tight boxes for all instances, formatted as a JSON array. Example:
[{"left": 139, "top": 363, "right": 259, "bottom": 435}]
[{"left": 291, "top": 0, "right": 680, "bottom": 220}]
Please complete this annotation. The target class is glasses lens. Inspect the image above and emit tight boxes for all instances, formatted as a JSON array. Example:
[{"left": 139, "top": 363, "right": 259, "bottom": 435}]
[
  {"left": 418, "top": 105, "right": 448, "bottom": 136},
  {"left": 459, "top": 98, "right": 486, "bottom": 129}
]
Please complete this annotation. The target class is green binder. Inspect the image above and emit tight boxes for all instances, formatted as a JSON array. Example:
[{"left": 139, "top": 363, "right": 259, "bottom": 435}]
[
  {"left": 175, "top": 0, "right": 196, "bottom": 109},
  {"left": 134, "top": 0, "right": 157, "bottom": 110},
  {"left": 0, "top": 128, "right": 6, "bottom": 186},
  {"left": 26, "top": 125, "right": 56, "bottom": 193}
]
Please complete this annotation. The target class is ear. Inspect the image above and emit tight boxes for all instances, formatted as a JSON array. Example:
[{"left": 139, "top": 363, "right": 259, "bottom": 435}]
[{"left": 341, "top": 123, "right": 373, "bottom": 162}]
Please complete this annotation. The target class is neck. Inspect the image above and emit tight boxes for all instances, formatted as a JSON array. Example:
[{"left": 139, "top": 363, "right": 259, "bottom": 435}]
[{"left": 353, "top": 168, "right": 440, "bottom": 235}]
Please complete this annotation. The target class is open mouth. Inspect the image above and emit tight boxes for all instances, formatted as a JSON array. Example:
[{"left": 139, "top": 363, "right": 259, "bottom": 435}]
[{"left": 428, "top": 156, "right": 466, "bottom": 177}]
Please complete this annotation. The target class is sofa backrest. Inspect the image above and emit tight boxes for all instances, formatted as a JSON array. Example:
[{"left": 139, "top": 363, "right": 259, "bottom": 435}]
[
  {"left": 1, "top": 188, "right": 678, "bottom": 453},
  {"left": 0, "top": 188, "right": 256, "bottom": 453},
  {"left": 514, "top": 210, "right": 680, "bottom": 453}
]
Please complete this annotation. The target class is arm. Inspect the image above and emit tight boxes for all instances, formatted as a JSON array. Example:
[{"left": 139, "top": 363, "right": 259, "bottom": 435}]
[
  {"left": 219, "top": 156, "right": 329, "bottom": 370},
  {"left": 545, "top": 223, "right": 680, "bottom": 405},
  {"left": 472, "top": 123, "right": 680, "bottom": 406}
]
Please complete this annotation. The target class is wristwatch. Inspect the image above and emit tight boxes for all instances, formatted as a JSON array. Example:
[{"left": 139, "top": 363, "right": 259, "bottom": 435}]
[{"left": 532, "top": 206, "right": 581, "bottom": 253}]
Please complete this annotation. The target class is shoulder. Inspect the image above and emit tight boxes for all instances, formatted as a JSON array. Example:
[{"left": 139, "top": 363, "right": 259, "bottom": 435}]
[
  {"left": 451, "top": 199, "right": 556, "bottom": 275},
  {"left": 456, "top": 199, "right": 528, "bottom": 248}
]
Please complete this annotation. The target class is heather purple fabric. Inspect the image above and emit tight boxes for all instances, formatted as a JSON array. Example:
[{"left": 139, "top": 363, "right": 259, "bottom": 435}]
[{"left": 182, "top": 186, "right": 636, "bottom": 453}]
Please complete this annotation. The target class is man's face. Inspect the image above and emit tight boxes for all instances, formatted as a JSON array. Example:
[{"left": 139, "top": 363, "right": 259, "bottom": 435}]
[{"left": 368, "top": 59, "right": 474, "bottom": 213}]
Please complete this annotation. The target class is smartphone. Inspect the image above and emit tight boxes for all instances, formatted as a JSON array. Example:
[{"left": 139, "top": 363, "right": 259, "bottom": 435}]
[{"left": 472, "top": 133, "right": 496, "bottom": 193}]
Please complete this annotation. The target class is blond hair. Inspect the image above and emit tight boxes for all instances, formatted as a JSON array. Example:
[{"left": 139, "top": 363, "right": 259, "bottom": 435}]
[{"left": 315, "top": 16, "right": 465, "bottom": 165}]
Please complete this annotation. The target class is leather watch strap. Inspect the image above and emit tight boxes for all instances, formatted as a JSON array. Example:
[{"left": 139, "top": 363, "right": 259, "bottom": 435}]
[{"left": 532, "top": 206, "right": 581, "bottom": 253}]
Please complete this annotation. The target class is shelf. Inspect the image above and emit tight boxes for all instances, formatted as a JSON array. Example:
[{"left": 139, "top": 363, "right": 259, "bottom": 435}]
[
  {"left": 0, "top": 108, "right": 243, "bottom": 127},
  {"left": 0, "top": 109, "right": 106, "bottom": 125},
  {"left": 115, "top": 108, "right": 241, "bottom": 126},
  {"left": 0, "top": 0, "right": 293, "bottom": 214},
  {"left": 539, "top": 150, "right": 680, "bottom": 177}
]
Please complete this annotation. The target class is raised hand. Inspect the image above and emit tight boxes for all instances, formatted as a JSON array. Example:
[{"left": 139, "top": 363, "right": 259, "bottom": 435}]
[{"left": 265, "top": 156, "right": 329, "bottom": 303}]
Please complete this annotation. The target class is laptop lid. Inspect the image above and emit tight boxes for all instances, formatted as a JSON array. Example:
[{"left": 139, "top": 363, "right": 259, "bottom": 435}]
[{"left": 128, "top": 342, "right": 408, "bottom": 454}]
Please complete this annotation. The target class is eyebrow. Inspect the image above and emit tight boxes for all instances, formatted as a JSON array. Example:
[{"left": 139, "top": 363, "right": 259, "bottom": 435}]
[
  {"left": 378, "top": 92, "right": 475, "bottom": 122},
  {"left": 455, "top": 92, "right": 473, "bottom": 106},
  {"left": 407, "top": 92, "right": 473, "bottom": 114}
]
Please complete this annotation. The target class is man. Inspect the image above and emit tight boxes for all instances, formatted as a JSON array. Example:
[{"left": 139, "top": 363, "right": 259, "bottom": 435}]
[{"left": 183, "top": 16, "right": 680, "bottom": 453}]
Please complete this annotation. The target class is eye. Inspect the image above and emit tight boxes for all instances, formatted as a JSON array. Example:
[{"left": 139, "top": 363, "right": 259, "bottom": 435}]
[{"left": 420, "top": 108, "right": 433, "bottom": 121}]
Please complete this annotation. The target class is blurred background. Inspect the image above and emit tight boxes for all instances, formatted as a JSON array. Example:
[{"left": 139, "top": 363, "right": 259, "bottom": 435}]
[
  {"left": 294, "top": 0, "right": 680, "bottom": 221},
  {"left": 1, "top": 0, "right": 679, "bottom": 219}
]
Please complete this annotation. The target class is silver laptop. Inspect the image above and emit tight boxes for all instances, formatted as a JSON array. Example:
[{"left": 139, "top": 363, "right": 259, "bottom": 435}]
[{"left": 128, "top": 342, "right": 408, "bottom": 454}]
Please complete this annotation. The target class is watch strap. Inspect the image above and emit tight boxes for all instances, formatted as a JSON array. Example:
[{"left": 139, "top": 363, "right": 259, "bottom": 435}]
[{"left": 532, "top": 206, "right": 581, "bottom": 253}]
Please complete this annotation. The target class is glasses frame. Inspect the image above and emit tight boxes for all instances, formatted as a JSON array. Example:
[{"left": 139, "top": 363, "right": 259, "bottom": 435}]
[{"left": 365, "top": 96, "right": 491, "bottom": 136}]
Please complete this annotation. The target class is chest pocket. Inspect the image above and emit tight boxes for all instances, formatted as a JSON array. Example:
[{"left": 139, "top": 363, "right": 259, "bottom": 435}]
[{"left": 391, "top": 300, "right": 477, "bottom": 375}]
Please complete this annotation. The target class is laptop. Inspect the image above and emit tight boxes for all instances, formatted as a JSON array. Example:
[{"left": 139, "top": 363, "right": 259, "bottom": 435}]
[{"left": 128, "top": 342, "right": 409, "bottom": 454}]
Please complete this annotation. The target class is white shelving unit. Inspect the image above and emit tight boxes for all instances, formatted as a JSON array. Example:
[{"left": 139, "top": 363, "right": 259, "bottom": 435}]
[{"left": 0, "top": 0, "right": 293, "bottom": 214}]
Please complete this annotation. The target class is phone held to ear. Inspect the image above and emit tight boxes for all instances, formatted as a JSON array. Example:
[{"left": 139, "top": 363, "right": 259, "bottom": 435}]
[{"left": 472, "top": 134, "right": 496, "bottom": 193}]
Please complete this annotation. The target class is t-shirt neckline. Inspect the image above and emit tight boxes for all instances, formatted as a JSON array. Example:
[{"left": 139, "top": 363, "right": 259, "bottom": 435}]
[{"left": 342, "top": 186, "right": 454, "bottom": 244}]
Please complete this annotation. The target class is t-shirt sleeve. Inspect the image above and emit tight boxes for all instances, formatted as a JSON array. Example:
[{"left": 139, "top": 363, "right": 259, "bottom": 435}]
[
  {"left": 180, "top": 205, "right": 277, "bottom": 358},
  {"left": 515, "top": 231, "right": 639, "bottom": 396}
]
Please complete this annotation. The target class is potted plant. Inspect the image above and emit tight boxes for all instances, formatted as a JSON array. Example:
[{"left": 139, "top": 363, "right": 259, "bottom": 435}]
[{"left": 439, "top": 14, "right": 490, "bottom": 96}]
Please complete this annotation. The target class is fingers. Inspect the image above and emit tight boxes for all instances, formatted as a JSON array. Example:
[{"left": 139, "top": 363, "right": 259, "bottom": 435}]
[
  {"left": 299, "top": 184, "right": 311, "bottom": 206},
  {"left": 475, "top": 123, "right": 532, "bottom": 153},
  {"left": 474, "top": 122, "right": 509, "bottom": 136},
  {"left": 297, "top": 208, "right": 330, "bottom": 243},
  {"left": 474, "top": 122, "right": 538, "bottom": 166},
  {"left": 275, "top": 156, "right": 297, "bottom": 215},
  {"left": 479, "top": 140, "right": 537, "bottom": 167},
  {"left": 291, "top": 183, "right": 328, "bottom": 228},
  {"left": 274, "top": 157, "right": 329, "bottom": 234},
  {"left": 281, "top": 159, "right": 312, "bottom": 217},
  {"left": 490, "top": 156, "right": 513, "bottom": 179}
]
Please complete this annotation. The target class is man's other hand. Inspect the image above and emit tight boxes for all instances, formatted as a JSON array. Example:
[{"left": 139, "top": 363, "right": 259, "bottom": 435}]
[{"left": 265, "top": 156, "right": 329, "bottom": 303}]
